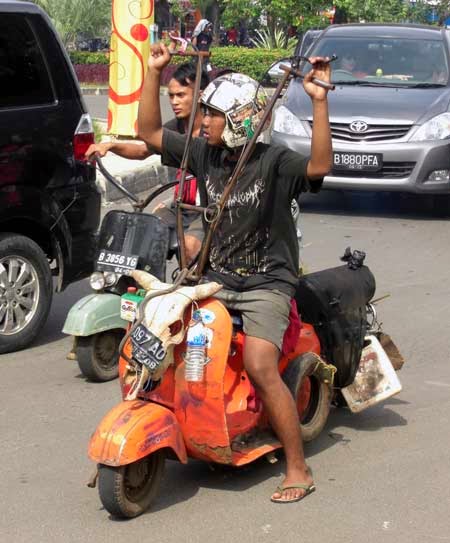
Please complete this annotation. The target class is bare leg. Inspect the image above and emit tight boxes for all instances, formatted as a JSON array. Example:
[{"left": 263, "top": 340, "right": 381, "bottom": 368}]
[
  {"left": 185, "top": 235, "right": 201, "bottom": 264},
  {"left": 244, "top": 335, "right": 314, "bottom": 502}
]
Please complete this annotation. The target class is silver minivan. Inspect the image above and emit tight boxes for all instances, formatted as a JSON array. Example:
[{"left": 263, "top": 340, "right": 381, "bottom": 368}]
[{"left": 271, "top": 24, "right": 450, "bottom": 195}]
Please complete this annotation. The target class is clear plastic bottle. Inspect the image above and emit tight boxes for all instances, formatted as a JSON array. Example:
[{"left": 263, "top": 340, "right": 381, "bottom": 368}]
[{"left": 185, "top": 320, "right": 207, "bottom": 382}]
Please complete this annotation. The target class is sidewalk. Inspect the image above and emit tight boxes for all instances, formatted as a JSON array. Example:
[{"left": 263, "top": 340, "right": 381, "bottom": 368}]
[{"left": 95, "top": 149, "right": 169, "bottom": 205}]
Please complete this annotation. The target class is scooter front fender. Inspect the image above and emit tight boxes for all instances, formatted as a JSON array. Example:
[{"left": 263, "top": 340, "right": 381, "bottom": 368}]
[
  {"left": 88, "top": 400, "right": 187, "bottom": 466},
  {"left": 62, "top": 293, "right": 126, "bottom": 336}
]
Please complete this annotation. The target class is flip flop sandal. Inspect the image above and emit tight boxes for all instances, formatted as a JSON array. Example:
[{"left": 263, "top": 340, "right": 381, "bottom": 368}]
[{"left": 270, "top": 482, "right": 316, "bottom": 504}]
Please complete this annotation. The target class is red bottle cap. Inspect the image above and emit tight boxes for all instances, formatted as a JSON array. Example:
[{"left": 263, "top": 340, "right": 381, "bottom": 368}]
[{"left": 127, "top": 287, "right": 137, "bottom": 293}]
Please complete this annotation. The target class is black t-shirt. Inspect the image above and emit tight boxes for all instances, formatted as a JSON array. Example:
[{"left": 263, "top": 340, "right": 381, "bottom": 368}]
[
  {"left": 161, "top": 129, "right": 322, "bottom": 296},
  {"left": 164, "top": 117, "right": 184, "bottom": 133},
  {"left": 195, "top": 32, "right": 212, "bottom": 52}
]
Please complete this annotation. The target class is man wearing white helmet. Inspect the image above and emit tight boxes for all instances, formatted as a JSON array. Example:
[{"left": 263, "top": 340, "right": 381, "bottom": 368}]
[{"left": 138, "top": 41, "right": 332, "bottom": 504}]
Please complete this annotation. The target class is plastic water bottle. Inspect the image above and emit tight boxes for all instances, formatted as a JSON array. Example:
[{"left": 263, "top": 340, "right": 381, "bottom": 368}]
[{"left": 185, "top": 320, "right": 207, "bottom": 382}]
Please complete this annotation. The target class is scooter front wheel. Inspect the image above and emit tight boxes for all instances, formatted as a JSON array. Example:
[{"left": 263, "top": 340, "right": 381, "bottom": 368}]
[
  {"left": 98, "top": 450, "right": 165, "bottom": 518},
  {"left": 77, "top": 329, "right": 125, "bottom": 382}
]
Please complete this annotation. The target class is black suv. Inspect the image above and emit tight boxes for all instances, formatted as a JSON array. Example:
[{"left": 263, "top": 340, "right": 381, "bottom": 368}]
[{"left": 0, "top": 1, "right": 101, "bottom": 353}]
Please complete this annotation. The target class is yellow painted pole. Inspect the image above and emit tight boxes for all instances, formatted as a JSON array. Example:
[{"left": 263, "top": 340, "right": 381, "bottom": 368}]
[{"left": 107, "top": 0, "right": 154, "bottom": 136}]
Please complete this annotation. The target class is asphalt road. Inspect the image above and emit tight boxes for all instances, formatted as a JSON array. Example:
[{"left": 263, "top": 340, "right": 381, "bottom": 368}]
[{"left": 1, "top": 191, "right": 450, "bottom": 543}]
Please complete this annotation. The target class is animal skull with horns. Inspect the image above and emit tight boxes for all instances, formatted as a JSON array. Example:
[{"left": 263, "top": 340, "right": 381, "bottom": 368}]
[{"left": 124, "top": 270, "right": 222, "bottom": 400}]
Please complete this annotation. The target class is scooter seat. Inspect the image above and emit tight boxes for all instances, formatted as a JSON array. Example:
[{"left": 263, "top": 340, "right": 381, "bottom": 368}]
[{"left": 229, "top": 310, "right": 243, "bottom": 329}]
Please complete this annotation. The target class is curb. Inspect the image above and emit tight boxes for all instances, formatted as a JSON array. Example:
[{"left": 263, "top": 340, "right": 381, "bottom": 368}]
[{"left": 96, "top": 161, "right": 171, "bottom": 206}]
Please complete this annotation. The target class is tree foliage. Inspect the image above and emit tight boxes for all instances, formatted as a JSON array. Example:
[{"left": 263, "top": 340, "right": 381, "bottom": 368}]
[
  {"left": 334, "top": 0, "right": 437, "bottom": 24},
  {"left": 27, "top": 0, "right": 111, "bottom": 46}
]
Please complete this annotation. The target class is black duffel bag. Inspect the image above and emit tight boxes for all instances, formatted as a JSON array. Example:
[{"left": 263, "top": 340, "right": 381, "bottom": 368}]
[{"left": 295, "top": 264, "right": 376, "bottom": 388}]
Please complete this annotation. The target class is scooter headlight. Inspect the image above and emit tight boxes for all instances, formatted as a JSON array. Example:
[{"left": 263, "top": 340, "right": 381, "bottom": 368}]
[
  {"left": 104, "top": 271, "right": 118, "bottom": 287},
  {"left": 90, "top": 272, "right": 105, "bottom": 291}
]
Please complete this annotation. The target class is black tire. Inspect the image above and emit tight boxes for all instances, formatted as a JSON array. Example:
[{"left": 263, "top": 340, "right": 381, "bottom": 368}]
[
  {"left": 98, "top": 451, "right": 165, "bottom": 518},
  {"left": 282, "top": 353, "right": 331, "bottom": 442},
  {"left": 77, "top": 329, "right": 125, "bottom": 382},
  {"left": 0, "top": 233, "right": 52, "bottom": 354}
]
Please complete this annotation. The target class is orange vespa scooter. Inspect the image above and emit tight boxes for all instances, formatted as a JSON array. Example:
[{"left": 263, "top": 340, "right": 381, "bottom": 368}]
[
  {"left": 86, "top": 51, "right": 400, "bottom": 518},
  {"left": 87, "top": 269, "right": 337, "bottom": 518}
]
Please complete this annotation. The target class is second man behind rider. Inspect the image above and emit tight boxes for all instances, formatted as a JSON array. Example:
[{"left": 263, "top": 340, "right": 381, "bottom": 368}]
[{"left": 85, "top": 62, "right": 209, "bottom": 263}]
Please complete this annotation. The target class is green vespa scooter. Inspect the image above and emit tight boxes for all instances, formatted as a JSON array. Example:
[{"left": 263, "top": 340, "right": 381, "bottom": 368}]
[{"left": 63, "top": 157, "right": 178, "bottom": 381}]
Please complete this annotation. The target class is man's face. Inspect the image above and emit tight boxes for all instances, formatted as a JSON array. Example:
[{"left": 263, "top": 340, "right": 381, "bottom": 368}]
[
  {"left": 168, "top": 78, "right": 195, "bottom": 119},
  {"left": 201, "top": 106, "right": 226, "bottom": 146}
]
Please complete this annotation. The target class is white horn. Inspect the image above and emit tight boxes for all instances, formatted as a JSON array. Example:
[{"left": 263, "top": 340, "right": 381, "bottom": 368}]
[
  {"left": 131, "top": 270, "right": 170, "bottom": 291},
  {"left": 194, "top": 282, "right": 223, "bottom": 299}
]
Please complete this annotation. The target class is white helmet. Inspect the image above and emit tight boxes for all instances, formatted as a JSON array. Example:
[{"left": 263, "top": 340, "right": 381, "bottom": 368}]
[{"left": 200, "top": 73, "right": 268, "bottom": 148}]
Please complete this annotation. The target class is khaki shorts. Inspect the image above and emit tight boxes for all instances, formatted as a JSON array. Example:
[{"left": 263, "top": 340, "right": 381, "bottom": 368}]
[{"left": 213, "top": 287, "right": 291, "bottom": 350}]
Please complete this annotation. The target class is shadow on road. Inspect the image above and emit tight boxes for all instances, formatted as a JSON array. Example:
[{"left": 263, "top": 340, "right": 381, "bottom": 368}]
[
  {"left": 33, "top": 279, "right": 91, "bottom": 348},
  {"left": 133, "top": 397, "right": 409, "bottom": 515},
  {"left": 300, "top": 191, "right": 450, "bottom": 220},
  {"left": 305, "top": 398, "right": 408, "bottom": 460}
]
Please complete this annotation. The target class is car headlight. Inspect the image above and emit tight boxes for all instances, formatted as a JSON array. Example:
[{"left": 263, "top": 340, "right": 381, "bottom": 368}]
[
  {"left": 410, "top": 112, "right": 450, "bottom": 142},
  {"left": 89, "top": 272, "right": 105, "bottom": 291},
  {"left": 272, "top": 105, "right": 309, "bottom": 137},
  {"left": 104, "top": 271, "right": 118, "bottom": 287}
]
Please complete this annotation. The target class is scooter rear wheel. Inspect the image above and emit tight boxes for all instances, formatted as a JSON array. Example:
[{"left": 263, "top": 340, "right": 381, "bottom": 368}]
[
  {"left": 282, "top": 353, "right": 331, "bottom": 442},
  {"left": 98, "top": 450, "right": 165, "bottom": 518},
  {"left": 77, "top": 329, "right": 125, "bottom": 382}
]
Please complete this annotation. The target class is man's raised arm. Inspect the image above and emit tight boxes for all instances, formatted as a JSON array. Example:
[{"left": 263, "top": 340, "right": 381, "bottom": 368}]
[
  {"left": 303, "top": 57, "right": 333, "bottom": 180},
  {"left": 137, "top": 42, "right": 172, "bottom": 153}
]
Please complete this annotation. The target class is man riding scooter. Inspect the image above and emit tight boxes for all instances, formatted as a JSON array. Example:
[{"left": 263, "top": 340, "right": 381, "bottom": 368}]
[{"left": 137, "top": 41, "right": 332, "bottom": 503}]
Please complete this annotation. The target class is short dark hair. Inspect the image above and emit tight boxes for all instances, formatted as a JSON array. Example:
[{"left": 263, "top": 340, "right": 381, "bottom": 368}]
[{"left": 171, "top": 62, "right": 209, "bottom": 90}]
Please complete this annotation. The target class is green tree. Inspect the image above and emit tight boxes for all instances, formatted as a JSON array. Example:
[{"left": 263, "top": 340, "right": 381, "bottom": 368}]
[
  {"left": 218, "top": 0, "right": 331, "bottom": 37},
  {"left": 333, "top": 0, "right": 431, "bottom": 23},
  {"left": 27, "top": 0, "right": 111, "bottom": 46}
]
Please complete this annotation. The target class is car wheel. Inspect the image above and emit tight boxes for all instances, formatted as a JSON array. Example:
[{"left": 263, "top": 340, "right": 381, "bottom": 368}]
[{"left": 0, "top": 233, "right": 52, "bottom": 353}]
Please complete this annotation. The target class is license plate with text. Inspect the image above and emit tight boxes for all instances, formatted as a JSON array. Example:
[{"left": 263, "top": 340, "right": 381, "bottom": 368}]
[
  {"left": 96, "top": 250, "right": 139, "bottom": 275},
  {"left": 130, "top": 324, "right": 166, "bottom": 372},
  {"left": 333, "top": 151, "right": 383, "bottom": 172}
]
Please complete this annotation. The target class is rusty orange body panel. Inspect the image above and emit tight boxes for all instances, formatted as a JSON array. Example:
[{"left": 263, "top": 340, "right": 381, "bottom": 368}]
[
  {"left": 92, "top": 297, "right": 322, "bottom": 468},
  {"left": 88, "top": 400, "right": 187, "bottom": 466}
]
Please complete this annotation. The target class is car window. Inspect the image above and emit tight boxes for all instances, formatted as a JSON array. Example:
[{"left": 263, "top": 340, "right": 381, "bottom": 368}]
[
  {"left": 308, "top": 36, "right": 449, "bottom": 86},
  {"left": 294, "top": 31, "right": 321, "bottom": 57},
  {"left": 0, "top": 14, "right": 54, "bottom": 108}
]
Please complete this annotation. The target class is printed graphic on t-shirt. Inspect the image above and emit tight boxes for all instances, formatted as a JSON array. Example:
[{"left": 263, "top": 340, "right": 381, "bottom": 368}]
[{"left": 205, "top": 174, "right": 269, "bottom": 277}]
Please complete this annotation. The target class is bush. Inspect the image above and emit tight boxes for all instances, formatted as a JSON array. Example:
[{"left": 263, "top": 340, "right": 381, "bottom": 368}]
[
  {"left": 170, "top": 46, "right": 290, "bottom": 81},
  {"left": 69, "top": 51, "right": 109, "bottom": 65},
  {"left": 71, "top": 47, "right": 291, "bottom": 85}
]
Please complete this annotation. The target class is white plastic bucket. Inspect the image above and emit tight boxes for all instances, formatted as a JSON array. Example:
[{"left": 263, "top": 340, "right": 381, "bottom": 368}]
[{"left": 341, "top": 335, "right": 402, "bottom": 413}]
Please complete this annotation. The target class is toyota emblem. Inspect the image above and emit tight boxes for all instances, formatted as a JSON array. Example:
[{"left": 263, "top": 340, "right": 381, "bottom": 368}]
[{"left": 349, "top": 120, "right": 369, "bottom": 133}]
